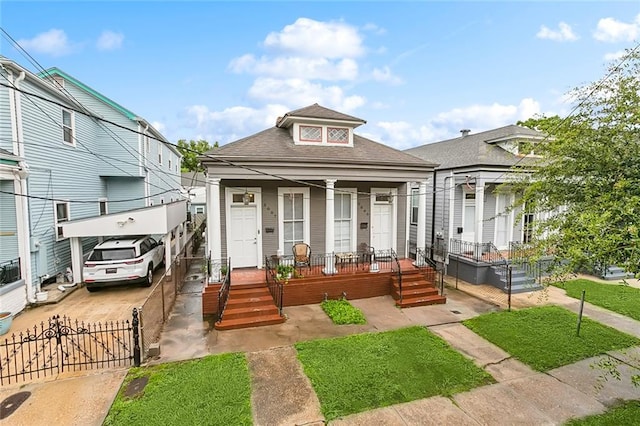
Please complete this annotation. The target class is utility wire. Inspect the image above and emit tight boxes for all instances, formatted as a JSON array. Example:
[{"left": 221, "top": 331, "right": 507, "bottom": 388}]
[{"left": 0, "top": 188, "right": 177, "bottom": 204}]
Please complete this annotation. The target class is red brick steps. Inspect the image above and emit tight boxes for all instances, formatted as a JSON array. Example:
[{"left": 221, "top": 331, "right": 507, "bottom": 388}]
[
  {"left": 214, "top": 283, "right": 285, "bottom": 331},
  {"left": 392, "top": 269, "right": 446, "bottom": 308}
]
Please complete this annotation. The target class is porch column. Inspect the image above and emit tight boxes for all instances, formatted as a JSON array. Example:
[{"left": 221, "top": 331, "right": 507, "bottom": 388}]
[
  {"left": 474, "top": 178, "right": 485, "bottom": 244},
  {"left": 164, "top": 233, "right": 172, "bottom": 276},
  {"left": 206, "top": 177, "right": 222, "bottom": 270},
  {"left": 414, "top": 180, "right": 428, "bottom": 266},
  {"left": 69, "top": 237, "right": 83, "bottom": 284},
  {"left": 324, "top": 179, "right": 337, "bottom": 274}
]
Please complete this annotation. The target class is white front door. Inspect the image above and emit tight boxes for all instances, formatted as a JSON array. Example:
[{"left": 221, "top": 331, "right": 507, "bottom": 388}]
[
  {"left": 229, "top": 206, "right": 258, "bottom": 267},
  {"left": 494, "top": 193, "right": 513, "bottom": 249},
  {"left": 371, "top": 203, "right": 392, "bottom": 250},
  {"left": 462, "top": 193, "right": 476, "bottom": 242}
]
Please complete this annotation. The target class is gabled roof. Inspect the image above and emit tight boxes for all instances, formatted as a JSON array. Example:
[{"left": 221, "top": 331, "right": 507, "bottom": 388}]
[
  {"left": 201, "top": 126, "right": 436, "bottom": 168},
  {"left": 276, "top": 103, "right": 366, "bottom": 128},
  {"left": 405, "top": 125, "right": 545, "bottom": 170}
]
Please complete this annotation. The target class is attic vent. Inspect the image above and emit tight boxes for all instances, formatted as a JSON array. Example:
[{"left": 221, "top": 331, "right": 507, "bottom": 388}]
[{"left": 460, "top": 129, "right": 470, "bottom": 137}]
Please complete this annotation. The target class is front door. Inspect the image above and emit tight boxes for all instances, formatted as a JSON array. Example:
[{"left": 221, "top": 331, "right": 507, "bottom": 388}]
[
  {"left": 494, "top": 193, "right": 512, "bottom": 249},
  {"left": 371, "top": 203, "right": 392, "bottom": 250},
  {"left": 462, "top": 193, "right": 476, "bottom": 242},
  {"left": 229, "top": 206, "right": 258, "bottom": 267}
]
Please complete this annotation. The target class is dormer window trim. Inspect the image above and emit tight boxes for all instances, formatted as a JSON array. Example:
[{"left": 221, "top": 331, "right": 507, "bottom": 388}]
[
  {"left": 293, "top": 123, "right": 354, "bottom": 147},
  {"left": 299, "top": 125, "right": 322, "bottom": 143}
]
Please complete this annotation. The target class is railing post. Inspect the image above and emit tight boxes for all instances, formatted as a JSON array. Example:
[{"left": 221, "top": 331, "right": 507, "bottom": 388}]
[
  {"left": 132, "top": 308, "right": 141, "bottom": 367},
  {"left": 507, "top": 266, "right": 512, "bottom": 312}
]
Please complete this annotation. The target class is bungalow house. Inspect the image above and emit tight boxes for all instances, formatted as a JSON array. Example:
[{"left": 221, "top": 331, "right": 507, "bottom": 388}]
[
  {"left": 0, "top": 56, "right": 182, "bottom": 315},
  {"left": 199, "top": 104, "right": 446, "bottom": 329},
  {"left": 405, "top": 125, "right": 547, "bottom": 292}
]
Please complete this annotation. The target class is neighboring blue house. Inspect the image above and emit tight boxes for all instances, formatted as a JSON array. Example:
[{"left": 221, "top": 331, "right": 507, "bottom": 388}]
[{"left": 0, "top": 56, "right": 182, "bottom": 315}]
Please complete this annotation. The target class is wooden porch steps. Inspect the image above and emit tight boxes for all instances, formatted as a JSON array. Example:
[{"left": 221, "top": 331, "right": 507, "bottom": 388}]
[
  {"left": 392, "top": 268, "right": 446, "bottom": 308},
  {"left": 214, "top": 282, "right": 285, "bottom": 331}
]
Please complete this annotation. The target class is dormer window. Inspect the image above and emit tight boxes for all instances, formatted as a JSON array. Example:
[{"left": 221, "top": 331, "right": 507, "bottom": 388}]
[
  {"left": 300, "top": 125, "right": 322, "bottom": 142},
  {"left": 328, "top": 127, "right": 348, "bottom": 144}
]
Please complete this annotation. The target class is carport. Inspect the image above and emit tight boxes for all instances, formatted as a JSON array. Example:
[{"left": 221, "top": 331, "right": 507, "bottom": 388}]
[{"left": 62, "top": 201, "right": 187, "bottom": 284}]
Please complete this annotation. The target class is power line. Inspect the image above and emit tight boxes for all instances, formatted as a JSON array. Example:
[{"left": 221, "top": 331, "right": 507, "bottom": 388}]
[{"left": 0, "top": 188, "right": 178, "bottom": 204}]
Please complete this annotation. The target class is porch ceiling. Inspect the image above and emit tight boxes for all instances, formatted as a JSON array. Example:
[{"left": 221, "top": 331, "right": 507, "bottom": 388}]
[{"left": 62, "top": 200, "right": 187, "bottom": 238}]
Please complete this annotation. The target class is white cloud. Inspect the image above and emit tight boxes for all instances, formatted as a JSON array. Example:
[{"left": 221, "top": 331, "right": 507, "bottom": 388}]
[
  {"left": 362, "top": 23, "right": 386, "bottom": 35},
  {"left": 371, "top": 66, "right": 403, "bottom": 85},
  {"left": 96, "top": 30, "right": 124, "bottom": 51},
  {"left": 603, "top": 50, "right": 627, "bottom": 61},
  {"left": 17, "top": 29, "right": 74, "bottom": 56},
  {"left": 373, "top": 98, "right": 545, "bottom": 150},
  {"left": 536, "top": 22, "right": 579, "bottom": 42},
  {"left": 593, "top": 14, "right": 640, "bottom": 42},
  {"left": 263, "top": 17, "right": 364, "bottom": 58},
  {"left": 185, "top": 104, "right": 290, "bottom": 144},
  {"left": 229, "top": 55, "right": 358, "bottom": 81},
  {"left": 151, "top": 121, "right": 166, "bottom": 134},
  {"left": 247, "top": 78, "right": 365, "bottom": 112}
]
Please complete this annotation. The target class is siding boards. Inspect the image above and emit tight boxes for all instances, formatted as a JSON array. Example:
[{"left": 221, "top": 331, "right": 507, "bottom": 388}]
[
  {"left": 105, "top": 176, "right": 145, "bottom": 213},
  {"left": 0, "top": 77, "right": 12, "bottom": 152}
]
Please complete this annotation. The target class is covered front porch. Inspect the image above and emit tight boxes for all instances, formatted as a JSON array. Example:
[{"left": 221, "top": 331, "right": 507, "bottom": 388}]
[{"left": 203, "top": 248, "right": 446, "bottom": 330}]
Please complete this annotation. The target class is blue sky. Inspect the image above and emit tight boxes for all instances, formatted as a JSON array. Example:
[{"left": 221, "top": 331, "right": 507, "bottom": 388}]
[{"left": 1, "top": 1, "right": 639, "bottom": 150}]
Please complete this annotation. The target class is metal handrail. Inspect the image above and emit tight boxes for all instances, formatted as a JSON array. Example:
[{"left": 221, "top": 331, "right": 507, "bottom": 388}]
[
  {"left": 216, "top": 257, "right": 231, "bottom": 322},
  {"left": 265, "top": 256, "right": 284, "bottom": 316},
  {"left": 416, "top": 247, "right": 444, "bottom": 295},
  {"left": 390, "top": 249, "right": 402, "bottom": 303}
]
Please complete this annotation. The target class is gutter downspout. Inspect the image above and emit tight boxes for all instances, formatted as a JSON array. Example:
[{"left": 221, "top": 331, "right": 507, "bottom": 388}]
[{"left": 12, "top": 70, "right": 35, "bottom": 303}]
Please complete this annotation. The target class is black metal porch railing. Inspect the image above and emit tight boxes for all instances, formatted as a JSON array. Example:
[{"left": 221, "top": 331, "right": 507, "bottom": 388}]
[
  {"left": 389, "top": 249, "right": 402, "bottom": 303},
  {"left": 215, "top": 257, "right": 231, "bottom": 322},
  {"left": 416, "top": 248, "right": 445, "bottom": 295},
  {"left": 264, "top": 256, "right": 284, "bottom": 316},
  {"left": 0, "top": 258, "right": 21, "bottom": 286}
]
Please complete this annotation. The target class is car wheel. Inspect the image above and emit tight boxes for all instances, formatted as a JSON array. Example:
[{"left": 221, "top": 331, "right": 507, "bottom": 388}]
[
  {"left": 143, "top": 264, "right": 154, "bottom": 287},
  {"left": 86, "top": 286, "right": 100, "bottom": 293}
]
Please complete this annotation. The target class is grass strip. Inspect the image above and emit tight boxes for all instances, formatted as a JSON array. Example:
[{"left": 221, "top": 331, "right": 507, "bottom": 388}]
[
  {"left": 295, "top": 326, "right": 494, "bottom": 420},
  {"left": 463, "top": 305, "right": 640, "bottom": 371},
  {"left": 321, "top": 298, "right": 366, "bottom": 324},
  {"left": 553, "top": 279, "right": 640, "bottom": 321},
  {"left": 104, "top": 353, "right": 252, "bottom": 426},
  {"left": 565, "top": 400, "right": 640, "bottom": 425}
]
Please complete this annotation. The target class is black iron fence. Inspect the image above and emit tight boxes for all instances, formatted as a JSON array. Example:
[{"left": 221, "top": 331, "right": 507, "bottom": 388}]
[
  {"left": 0, "top": 309, "right": 140, "bottom": 386},
  {"left": 0, "top": 258, "right": 21, "bottom": 286}
]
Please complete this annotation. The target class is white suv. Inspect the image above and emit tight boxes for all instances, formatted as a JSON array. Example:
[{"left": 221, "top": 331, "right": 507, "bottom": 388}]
[{"left": 83, "top": 236, "right": 164, "bottom": 291}]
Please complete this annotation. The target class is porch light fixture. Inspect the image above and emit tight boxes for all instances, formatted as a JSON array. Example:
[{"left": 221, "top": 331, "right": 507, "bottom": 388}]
[{"left": 242, "top": 190, "right": 250, "bottom": 205}]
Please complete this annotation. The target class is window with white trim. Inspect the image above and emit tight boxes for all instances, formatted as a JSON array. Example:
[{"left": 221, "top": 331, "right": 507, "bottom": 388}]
[
  {"left": 410, "top": 188, "right": 419, "bottom": 225},
  {"left": 283, "top": 193, "right": 304, "bottom": 248},
  {"left": 195, "top": 206, "right": 205, "bottom": 214},
  {"left": 168, "top": 156, "right": 172, "bottom": 170},
  {"left": 55, "top": 201, "right": 70, "bottom": 240},
  {"left": 328, "top": 127, "right": 348, "bottom": 144},
  {"left": 334, "top": 193, "right": 353, "bottom": 252},
  {"left": 62, "top": 109, "right": 74, "bottom": 145},
  {"left": 158, "top": 142, "right": 163, "bottom": 164},
  {"left": 300, "top": 125, "right": 322, "bottom": 142}
]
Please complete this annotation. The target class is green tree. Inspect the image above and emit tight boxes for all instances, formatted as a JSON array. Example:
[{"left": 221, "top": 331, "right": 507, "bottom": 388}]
[
  {"left": 517, "top": 114, "right": 562, "bottom": 134},
  {"left": 177, "top": 139, "right": 218, "bottom": 172},
  {"left": 512, "top": 47, "right": 640, "bottom": 276}
]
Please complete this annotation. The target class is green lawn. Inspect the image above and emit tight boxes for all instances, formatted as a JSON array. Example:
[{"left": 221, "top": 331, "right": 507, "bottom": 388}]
[
  {"left": 321, "top": 298, "right": 366, "bottom": 324},
  {"left": 295, "top": 326, "right": 494, "bottom": 420},
  {"left": 566, "top": 400, "right": 640, "bottom": 425},
  {"left": 463, "top": 306, "right": 640, "bottom": 371},
  {"left": 554, "top": 279, "right": 640, "bottom": 321},
  {"left": 104, "top": 353, "right": 252, "bottom": 426}
]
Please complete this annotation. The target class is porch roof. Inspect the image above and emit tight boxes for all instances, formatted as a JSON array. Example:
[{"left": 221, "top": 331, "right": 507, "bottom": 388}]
[{"left": 62, "top": 200, "right": 187, "bottom": 238}]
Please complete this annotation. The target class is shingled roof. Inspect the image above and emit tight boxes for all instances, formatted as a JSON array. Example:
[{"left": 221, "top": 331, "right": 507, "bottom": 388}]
[
  {"left": 405, "top": 125, "right": 545, "bottom": 170},
  {"left": 201, "top": 104, "right": 436, "bottom": 168},
  {"left": 276, "top": 103, "right": 366, "bottom": 127}
]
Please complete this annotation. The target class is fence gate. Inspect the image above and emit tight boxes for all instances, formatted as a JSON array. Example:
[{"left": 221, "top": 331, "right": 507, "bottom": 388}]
[{"left": 1, "top": 308, "right": 141, "bottom": 386}]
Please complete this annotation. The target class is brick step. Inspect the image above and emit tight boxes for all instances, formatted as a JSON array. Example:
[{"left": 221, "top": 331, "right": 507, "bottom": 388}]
[
  {"left": 226, "top": 295, "right": 274, "bottom": 309},
  {"left": 215, "top": 314, "right": 286, "bottom": 331},
  {"left": 396, "top": 294, "right": 447, "bottom": 308},
  {"left": 228, "top": 287, "right": 271, "bottom": 298},
  {"left": 222, "top": 304, "right": 279, "bottom": 320},
  {"left": 230, "top": 281, "right": 267, "bottom": 289},
  {"left": 392, "top": 281, "right": 435, "bottom": 292},
  {"left": 395, "top": 287, "right": 439, "bottom": 298}
]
